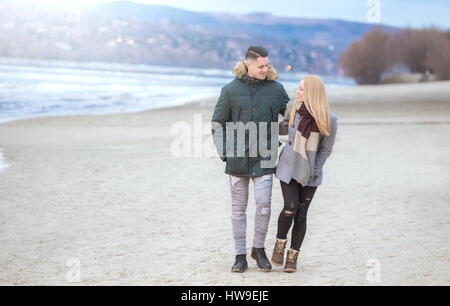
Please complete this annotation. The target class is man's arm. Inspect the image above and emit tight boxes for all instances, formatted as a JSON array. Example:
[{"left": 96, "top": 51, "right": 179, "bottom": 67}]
[
  {"left": 279, "top": 97, "right": 295, "bottom": 136},
  {"left": 211, "top": 87, "right": 231, "bottom": 161},
  {"left": 279, "top": 86, "right": 290, "bottom": 116}
]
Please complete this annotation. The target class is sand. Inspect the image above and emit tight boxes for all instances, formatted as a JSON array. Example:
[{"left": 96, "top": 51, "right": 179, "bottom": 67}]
[{"left": 0, "top": 81, "right": 449, "bottom": 286}]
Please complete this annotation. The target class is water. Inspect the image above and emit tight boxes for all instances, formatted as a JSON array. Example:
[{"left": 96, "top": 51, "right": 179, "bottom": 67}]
[
  {"left": 0, "top": 147, "right": 8, "bottom": 172},
  {"left": 0, "top": 58, "right": 355, "bottom": 122}
]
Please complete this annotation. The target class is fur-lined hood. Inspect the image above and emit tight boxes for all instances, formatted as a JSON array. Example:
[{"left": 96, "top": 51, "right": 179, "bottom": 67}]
[{"left": 232, "top": 61, "right": 278, "bottom": 81}]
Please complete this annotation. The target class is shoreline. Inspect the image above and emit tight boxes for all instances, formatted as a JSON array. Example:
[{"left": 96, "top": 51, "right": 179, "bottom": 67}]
[{"left": 1, "top": 80, "right": 449, "bottom": 127}]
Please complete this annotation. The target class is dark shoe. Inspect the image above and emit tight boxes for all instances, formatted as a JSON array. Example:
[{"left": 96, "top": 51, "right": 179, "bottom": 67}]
[
  {"left": 251, "top": 247, "right": 272, "bottom": 272},
  {"left": 231, "top": 254, "right": 248, "bottom": 273},
  {"left": 284, "top": 249, "right": 299, "bottom": 273},
  {"left": 271, "top": 238, "right": 287, "bottom": 266}
]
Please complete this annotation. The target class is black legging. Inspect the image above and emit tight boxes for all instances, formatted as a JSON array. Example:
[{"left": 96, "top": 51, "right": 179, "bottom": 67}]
[{"left": 276, "top": 179, "right": 318, "bottom": 251}]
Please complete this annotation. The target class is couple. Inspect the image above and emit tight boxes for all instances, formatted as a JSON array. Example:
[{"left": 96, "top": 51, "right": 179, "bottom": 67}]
[{"left": 211, "top": 46, "right": 338, "bottom": 273}]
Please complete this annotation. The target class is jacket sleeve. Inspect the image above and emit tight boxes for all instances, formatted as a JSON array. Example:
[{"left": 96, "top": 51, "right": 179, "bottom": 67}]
[
  {"left": 279, "top": 86, "right": 290, "bottom": 116},
  {"left": 279, "top": 98, "right": 296, "bottom": 136},
  {"left": 313, "top": 116, "right": 338, "bottom": 176},
  {"left": 211, "top": 87, "right": 231, "bottom": 161}
]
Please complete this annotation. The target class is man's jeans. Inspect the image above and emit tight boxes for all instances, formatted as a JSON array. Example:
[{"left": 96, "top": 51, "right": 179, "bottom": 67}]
[{"left": 229, "top": 174, "right": 273, "bottom": 255}]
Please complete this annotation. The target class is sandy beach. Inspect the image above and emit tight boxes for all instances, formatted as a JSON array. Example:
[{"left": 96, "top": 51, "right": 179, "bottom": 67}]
[{"left": 0, "top": 81, "right": 449, "bottom": 286}]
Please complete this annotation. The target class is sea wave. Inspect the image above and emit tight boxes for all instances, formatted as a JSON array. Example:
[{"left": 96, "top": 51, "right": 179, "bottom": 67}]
[{"left": 0, "top": 148, "right": 8, "bottom": 172}]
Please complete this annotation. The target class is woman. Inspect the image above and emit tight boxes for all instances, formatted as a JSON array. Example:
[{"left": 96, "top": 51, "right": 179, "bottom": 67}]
[{"left": 271, "top": 75, "right": 338, "bottom": 272}]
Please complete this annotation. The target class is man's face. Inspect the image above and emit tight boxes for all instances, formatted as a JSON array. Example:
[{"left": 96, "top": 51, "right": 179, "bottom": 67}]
[{"left": 246, "top": 56, "right": 269, "bottom": 80}]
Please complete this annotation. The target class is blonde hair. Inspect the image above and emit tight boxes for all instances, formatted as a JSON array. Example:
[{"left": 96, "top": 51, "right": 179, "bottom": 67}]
[{"left": 288, "top": 75, "right": 331, "bottom": 136}]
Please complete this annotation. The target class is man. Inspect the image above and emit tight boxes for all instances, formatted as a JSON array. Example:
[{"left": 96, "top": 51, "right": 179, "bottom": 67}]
[{"left": 211, "top": 46, "right": 290, "bottom": 273}]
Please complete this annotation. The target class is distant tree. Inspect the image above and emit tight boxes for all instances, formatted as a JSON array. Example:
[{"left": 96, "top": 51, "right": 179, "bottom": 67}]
[
  {"left": 391, "top": 28, "right": 436, "bottom": 74},
  {"left": 425, "top": 30, "right": 450, "bottom": 80},
  {"left": 340, "top": 27, "right": 393, "bottom": 85}
]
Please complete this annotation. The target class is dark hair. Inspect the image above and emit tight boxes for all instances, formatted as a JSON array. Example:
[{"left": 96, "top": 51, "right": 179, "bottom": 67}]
[{"left": 245, "top": 46, "right": 268, "bottom": 60}]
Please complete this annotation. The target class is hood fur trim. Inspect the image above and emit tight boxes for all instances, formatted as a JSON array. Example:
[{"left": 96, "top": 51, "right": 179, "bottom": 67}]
[{"left": 232, "top": 61, "right": 278, "bottom": 81}]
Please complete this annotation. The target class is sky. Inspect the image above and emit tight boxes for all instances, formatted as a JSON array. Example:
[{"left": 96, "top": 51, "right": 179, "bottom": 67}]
[{"left": 27, "top": 0, "right": 450, "bottom": 29}]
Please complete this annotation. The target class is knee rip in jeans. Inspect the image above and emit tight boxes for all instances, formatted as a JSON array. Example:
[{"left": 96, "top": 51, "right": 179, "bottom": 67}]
[
  {"left": 283, "top": 210, "right": 294, "bottom": 217},
  {"left": 283, "top": 202, "right": 297, "bottom": 217},
  {"left": 260, "top": 206, "right": 271, "bottom": 216}
]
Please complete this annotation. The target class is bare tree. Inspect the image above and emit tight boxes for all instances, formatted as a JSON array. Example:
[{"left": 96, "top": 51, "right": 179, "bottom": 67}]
[
  {"left": 425, "top": 30, "right": 450, "bottom": 80},
  {"left": 390, "top": 28, "right": 450, "bottom": 75},
  {"left": 340, "top": 27, "right": 392, "bottom": 85}
]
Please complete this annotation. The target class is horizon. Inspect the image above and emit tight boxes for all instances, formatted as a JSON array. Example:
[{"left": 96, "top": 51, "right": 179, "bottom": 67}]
[{"left": 12, "top": 0, "right": 450, "bottom": 30}]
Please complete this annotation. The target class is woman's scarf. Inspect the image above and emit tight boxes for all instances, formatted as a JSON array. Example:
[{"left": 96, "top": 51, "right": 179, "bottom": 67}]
[
  {"left": 291, "top": 102, "right": 321, "bottom": 184},
  {"left": 297, "top": 102, "right": 320, "bottom": 139}
]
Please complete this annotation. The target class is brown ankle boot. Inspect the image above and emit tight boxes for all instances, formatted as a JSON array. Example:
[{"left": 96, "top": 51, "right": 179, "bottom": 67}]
[
  {"left": 284, "top": 249, "right": 299, "bottom": 273},
  {"left": 271, "top": 238, "right": 287, "bottom": 266}
]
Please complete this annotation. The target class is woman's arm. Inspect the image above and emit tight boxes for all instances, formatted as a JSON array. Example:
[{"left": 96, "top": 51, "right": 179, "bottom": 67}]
[{"left": 313, "top": 115, "right": 338, "bottom": 176}]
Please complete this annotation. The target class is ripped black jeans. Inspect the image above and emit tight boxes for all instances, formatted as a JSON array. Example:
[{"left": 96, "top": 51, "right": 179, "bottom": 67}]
[{"left": 276, "top": 179, "right": 318, "bottom": 251}]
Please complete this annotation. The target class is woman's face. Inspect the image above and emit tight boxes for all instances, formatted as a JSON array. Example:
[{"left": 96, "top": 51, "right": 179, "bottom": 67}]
[{"left": 296, "top": 80, "right": 304, "bottom": 102}]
